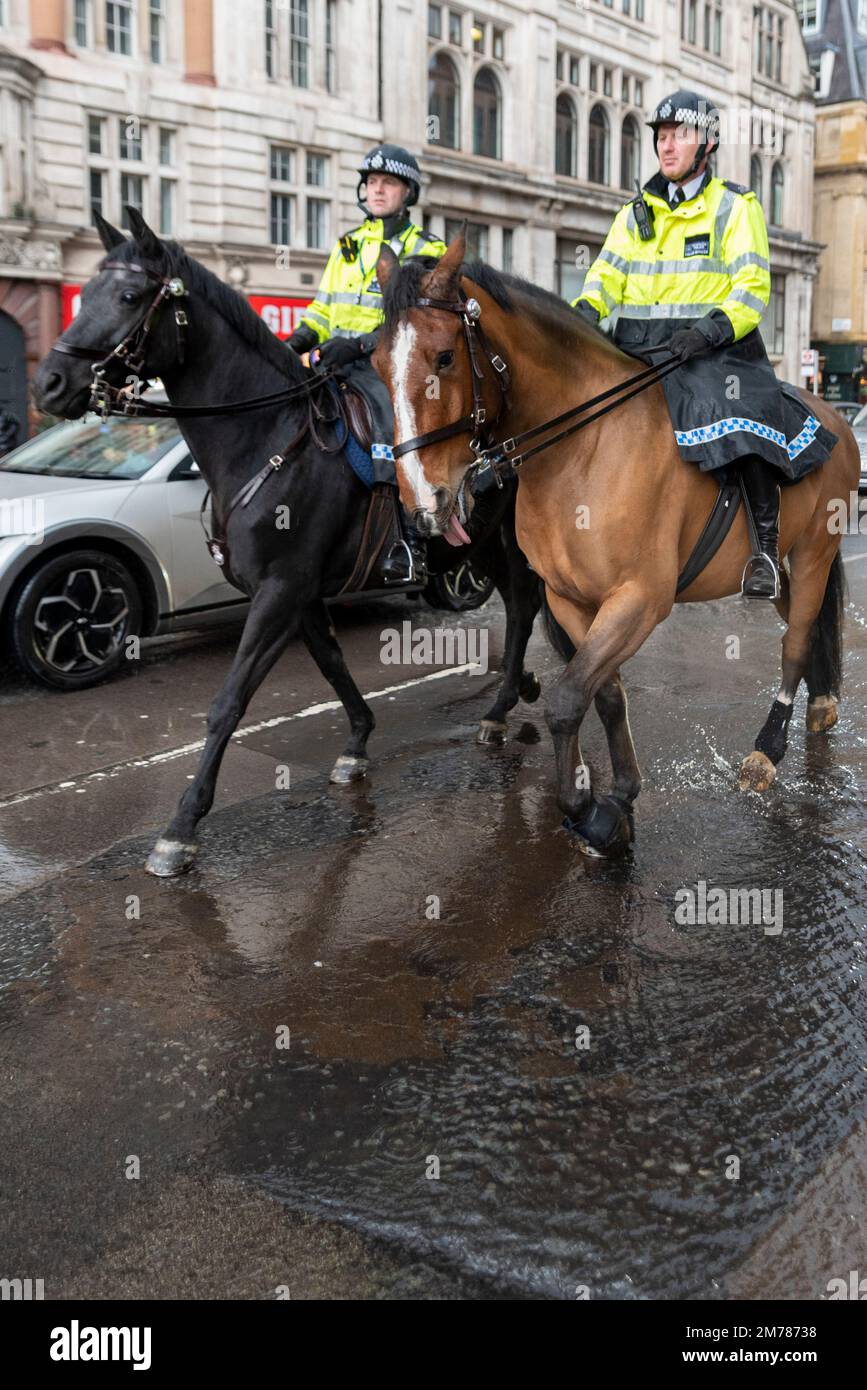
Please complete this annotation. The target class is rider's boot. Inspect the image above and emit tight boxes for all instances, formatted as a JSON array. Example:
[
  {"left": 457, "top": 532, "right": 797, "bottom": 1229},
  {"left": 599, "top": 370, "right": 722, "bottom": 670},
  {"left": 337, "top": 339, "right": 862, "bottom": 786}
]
[
  {"left": 380, "top": 513, "right": 428, "bottom": 585},
  {"left": 740, "top": 455, "right": 781, "bottom": 600}
]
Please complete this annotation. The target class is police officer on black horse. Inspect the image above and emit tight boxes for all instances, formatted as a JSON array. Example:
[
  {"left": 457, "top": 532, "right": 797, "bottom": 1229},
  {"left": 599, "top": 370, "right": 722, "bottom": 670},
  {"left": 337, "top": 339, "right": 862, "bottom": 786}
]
[
  {"left": 574, "top": 90, "right": 835, "bottom": 599},
  {"left": 287, "top": 144, "right": 446, "bottom": 583}
]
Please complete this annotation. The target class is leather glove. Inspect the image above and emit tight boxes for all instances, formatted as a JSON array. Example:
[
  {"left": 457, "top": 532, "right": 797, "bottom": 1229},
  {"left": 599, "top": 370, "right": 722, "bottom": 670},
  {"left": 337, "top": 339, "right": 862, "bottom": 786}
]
[
  {"left": 573, "top": 300, "right": 600, "bottom": 326},
  {"left": 287, "top": 323, "right": 319, "bottom": 356},
  {"left": 669, "top": 311, "right": 734, "bottom": 363},
  {"left": 668, "top": 325, "right": 715, "bottom": 362},
  {"left": 315, "top": 336, "right": 366, "bottom": 369}
]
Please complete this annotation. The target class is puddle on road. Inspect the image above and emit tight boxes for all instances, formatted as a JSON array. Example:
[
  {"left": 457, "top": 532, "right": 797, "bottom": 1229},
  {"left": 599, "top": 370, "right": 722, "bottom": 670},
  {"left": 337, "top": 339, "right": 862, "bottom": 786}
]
[{"left": 1, "top": 603, "right": 866, "bottom": 1299}]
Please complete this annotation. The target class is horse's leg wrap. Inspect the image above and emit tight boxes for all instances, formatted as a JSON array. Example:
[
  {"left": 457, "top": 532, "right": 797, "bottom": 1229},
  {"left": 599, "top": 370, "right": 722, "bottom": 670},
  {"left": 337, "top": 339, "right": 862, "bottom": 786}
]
[{"left": 754, "top": 698, "right": 794, "bottom": 766}]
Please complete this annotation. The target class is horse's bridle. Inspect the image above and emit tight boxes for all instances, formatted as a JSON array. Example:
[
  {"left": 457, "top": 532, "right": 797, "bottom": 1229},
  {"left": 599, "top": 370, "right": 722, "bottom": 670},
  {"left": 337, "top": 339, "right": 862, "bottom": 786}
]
[
  {"left": 52, "top": 260, "right": 189, "bottom": 414},
  {"left": 391, "top": 291, "right": 511, "bottom": 470},
  {"left": 394, "top": 287, "right": 686, "bottom": 486}
]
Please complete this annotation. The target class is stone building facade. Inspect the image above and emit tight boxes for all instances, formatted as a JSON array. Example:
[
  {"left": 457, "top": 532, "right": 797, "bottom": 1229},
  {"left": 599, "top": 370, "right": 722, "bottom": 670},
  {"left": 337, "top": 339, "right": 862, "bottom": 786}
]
[{"left": 0, "top": 0, "right": 820, "bottom": 443}]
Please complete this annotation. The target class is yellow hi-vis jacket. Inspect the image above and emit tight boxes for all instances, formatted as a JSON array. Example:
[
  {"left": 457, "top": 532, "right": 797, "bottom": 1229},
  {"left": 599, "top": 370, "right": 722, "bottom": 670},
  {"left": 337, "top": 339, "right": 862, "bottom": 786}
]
[
  {"left": 299, "top": 217, "right": 447, "bottom": 344},
  {"left": 574, "top": 175, "right": 771, "bottom": 342}
]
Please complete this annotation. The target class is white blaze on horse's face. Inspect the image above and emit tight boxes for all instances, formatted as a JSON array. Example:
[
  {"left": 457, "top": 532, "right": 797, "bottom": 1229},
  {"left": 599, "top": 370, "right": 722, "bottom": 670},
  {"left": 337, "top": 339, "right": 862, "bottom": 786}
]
[{"left": 392, "top": 320, "right": 439, "bottom": 515}]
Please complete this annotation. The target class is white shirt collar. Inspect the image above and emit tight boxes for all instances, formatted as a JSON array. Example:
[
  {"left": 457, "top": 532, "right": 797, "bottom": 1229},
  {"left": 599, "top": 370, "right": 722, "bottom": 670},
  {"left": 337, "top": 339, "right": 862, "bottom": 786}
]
[{"left": 668, "top": 171, "right": 705, "bottom": 204}]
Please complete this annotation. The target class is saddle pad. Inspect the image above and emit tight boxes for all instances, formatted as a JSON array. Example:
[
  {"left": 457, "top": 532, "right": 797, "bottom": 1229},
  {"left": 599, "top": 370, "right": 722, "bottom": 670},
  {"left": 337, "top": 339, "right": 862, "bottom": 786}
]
[{"left": 344, "top": 432, "right": 376, "bottom": 488}]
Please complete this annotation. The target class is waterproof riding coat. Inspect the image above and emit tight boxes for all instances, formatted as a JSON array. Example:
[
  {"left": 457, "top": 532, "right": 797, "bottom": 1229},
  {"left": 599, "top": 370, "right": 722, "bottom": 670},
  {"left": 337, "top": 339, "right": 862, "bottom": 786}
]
[
  {"left": 299, "top": 217, "right": 446, "bottom": 344},
  {"left": 299, "top": 217, "right": 445, "bottom": 472},
  {"left": 574, "top": 171, "right": 836, "bottom": 479}
]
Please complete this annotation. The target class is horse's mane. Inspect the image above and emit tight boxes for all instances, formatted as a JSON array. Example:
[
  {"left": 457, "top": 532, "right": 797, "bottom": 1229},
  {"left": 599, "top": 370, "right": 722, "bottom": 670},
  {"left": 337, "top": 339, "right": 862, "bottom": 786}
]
[
  {"left": 103, "top": 238, "right": 303, "bottom": 382},
  {"left": 382, "top": 255, "right": 624, "bottom": 360}
]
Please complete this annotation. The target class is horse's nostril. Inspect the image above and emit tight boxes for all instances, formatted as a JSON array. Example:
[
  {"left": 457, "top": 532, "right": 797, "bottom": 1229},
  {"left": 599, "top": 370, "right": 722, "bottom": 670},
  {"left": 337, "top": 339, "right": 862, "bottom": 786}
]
[{"left": 433, "top": 487, "right": 452, "bottom": 513}]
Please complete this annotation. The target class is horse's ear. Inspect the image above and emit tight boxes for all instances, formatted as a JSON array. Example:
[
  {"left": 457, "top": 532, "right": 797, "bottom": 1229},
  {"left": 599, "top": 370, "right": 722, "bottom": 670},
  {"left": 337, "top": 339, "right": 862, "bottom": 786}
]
[
  {"left": 92, "top": 208, "right": 126, "bottom": 251},
  {"left": 376, "top": 243, "right": 400, "bottom": 290},
  {"left": 423, "top": 231, "right": 466, "bottom": 298},
  {"left": 124, "top": 206, "right": 163, "bottom": 259}
]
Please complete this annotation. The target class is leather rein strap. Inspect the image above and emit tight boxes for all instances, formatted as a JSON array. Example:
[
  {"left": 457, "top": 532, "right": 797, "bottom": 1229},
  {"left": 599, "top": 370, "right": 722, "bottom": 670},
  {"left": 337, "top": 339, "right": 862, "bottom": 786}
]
[
  {"left": 391, "top": 292, "right": 510, "bottom": 461},
  {"left": 393, "top": 289, "right": 683, "bottom": 483}
]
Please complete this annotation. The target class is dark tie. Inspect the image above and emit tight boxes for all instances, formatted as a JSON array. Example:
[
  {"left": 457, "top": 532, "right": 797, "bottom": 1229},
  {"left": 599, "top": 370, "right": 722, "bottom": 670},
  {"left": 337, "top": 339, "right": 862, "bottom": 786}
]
[{"left": 670, "top": 187, "right": 685, "bottom": 208}]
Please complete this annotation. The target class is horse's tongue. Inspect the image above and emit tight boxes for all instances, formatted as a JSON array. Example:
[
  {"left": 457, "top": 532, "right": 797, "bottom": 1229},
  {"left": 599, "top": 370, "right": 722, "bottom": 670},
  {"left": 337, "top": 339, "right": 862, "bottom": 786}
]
[{"left": 443, "top": 512, "right": 471, "bottom": 547}]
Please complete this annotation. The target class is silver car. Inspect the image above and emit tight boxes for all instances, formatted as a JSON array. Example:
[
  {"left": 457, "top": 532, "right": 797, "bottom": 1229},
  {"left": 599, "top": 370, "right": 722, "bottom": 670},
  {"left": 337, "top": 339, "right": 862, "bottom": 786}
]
[
  {"left": 0, "top": 412, "right": 246, "bottom": 690},
  {"left": 0, "top": 411, "right": 493, "bottom": 690}
]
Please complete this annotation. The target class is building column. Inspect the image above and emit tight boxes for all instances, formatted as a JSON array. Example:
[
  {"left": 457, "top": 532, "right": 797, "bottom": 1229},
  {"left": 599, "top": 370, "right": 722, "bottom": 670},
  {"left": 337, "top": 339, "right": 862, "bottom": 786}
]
[
  {"left": 184, "top": 0, "right": 216, "bottom": 86},
  {"left": 29, "top": 0, "right": 69, "bottom": 53}
]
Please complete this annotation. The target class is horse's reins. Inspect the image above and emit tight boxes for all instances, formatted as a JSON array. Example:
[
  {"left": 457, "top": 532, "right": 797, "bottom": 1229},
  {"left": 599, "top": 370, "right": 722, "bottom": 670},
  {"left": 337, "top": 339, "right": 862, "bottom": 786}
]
[
  {"left": 50, "top": 259, "right": 356, "bottom": 571},
  {"left": 51, "top": 260, "right": 338, "bottom": 421},
  {"left": 393, "top": 289, "right": 685, "bottom": 486}
]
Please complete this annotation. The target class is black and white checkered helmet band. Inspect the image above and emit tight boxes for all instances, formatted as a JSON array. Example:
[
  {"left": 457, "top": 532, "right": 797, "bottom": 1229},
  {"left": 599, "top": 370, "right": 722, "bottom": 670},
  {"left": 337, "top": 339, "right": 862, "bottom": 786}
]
[
  {"left": 650, "top": 106, "right": 717, "bottom": 128},
  {"left": 360, "top": 154, "right": 420, "bottom": 184}
]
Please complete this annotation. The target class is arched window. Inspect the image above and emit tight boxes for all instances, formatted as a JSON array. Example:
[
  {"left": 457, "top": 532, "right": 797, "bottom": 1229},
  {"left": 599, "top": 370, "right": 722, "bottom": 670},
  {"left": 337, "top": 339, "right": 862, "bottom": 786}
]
[
  {"left": 620, "top": 114, "right": 640, "bottom": 190},
  {"left": 473, "top": 67, "right": 501, "bottom": 159},
  {"left": 588, "top": 105, "right": 609, "bottom": 186},
  {"left": 555, "top": 94, "right": 577, "bottom": 177},
  {"left": 770, "top": 161, "right": 784, "bottom": 226},
  {"left": 428, "top": 52, "right": 460, "bottom": 150},
  {"left": 750, "top": 154, "right": 764, "bottom": 207}
]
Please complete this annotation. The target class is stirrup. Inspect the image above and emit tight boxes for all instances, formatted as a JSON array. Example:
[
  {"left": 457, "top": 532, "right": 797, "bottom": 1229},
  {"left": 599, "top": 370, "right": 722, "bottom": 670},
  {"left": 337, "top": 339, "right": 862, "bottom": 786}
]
[
  {"left": 741, "top": 552, "right": 780, "bottom": 600},
  {"left": 382, "top": 538, "right": 418, "bottom": 585}
]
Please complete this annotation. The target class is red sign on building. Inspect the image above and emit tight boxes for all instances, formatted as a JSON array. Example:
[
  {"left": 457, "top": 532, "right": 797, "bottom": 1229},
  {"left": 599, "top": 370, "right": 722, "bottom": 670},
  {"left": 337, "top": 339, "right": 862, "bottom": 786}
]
[
  {"left": 61, "top": 286, "right": 311, "bottom": 341},
  {"left": 61, "top": 284, "right": 82, "bottom": 328},
  {"left": 247, "top": 295, "right": 311, "bottom": 339}
]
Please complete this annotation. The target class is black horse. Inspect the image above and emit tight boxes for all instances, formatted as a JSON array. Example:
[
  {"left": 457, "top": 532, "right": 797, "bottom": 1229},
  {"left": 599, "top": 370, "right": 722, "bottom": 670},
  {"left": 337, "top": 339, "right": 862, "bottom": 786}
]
[{"left": 32, "top": 210, "right": 542, "bottom": 876}]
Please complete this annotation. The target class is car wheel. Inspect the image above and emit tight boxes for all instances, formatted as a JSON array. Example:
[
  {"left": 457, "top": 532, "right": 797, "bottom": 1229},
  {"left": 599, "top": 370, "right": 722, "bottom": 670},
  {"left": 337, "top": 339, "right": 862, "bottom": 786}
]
[
  {"left": 8, "top": 549, "right": 143, "bottom": 691},
  {"left": 424, "top": 559, "right": 495, "bottom": 612}
]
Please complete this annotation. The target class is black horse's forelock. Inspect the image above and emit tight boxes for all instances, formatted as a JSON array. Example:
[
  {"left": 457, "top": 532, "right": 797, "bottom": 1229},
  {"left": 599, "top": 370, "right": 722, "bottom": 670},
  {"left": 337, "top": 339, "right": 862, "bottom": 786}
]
[
  {"left": 382, "top": 254, "right": 611, "bottom": 353},
  {"left": 100, "top": 236, "right": 300, "bottom": 380}
]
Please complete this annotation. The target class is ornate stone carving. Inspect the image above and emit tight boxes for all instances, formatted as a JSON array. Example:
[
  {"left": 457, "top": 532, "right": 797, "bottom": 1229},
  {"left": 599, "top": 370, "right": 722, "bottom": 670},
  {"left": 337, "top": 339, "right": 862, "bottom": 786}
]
[{"left": 0, "top": 236, "right": 62, "bottom": 272}]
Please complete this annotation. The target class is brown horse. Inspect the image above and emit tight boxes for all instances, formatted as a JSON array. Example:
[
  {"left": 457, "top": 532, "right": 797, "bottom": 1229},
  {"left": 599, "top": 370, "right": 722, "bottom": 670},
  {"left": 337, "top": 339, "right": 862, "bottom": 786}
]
[{"left": 373, "top": 235, "right": 859, "bottom": 856}]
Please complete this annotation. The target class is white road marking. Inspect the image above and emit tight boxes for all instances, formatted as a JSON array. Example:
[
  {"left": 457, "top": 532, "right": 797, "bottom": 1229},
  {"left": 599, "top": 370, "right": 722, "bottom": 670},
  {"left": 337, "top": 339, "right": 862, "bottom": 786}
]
[
  {"left": 842, "top": 550, "right": 867, "bottom": 565},
  {"left": 0, "top": 663, "right": 482, "bottom": 812},
  {"left": 392, "top": 320, "right": 437, "bottom": 512}
]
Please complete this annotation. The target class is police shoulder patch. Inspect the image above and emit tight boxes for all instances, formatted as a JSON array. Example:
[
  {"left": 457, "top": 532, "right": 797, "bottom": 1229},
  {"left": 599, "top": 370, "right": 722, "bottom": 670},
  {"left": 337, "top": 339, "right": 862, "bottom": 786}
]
[{"left": 722, "top": 180, "right": 751, "bottom": 196}]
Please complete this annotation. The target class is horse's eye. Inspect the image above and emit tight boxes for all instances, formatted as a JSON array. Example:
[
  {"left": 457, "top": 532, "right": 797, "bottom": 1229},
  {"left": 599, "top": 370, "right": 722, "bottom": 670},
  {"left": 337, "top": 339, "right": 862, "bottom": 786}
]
[
  {"left": 121, "top": 289, "right": 140, "bottom": 305},
  {"left": 436, "top": 350, "right": 455, "bottom": 370}
]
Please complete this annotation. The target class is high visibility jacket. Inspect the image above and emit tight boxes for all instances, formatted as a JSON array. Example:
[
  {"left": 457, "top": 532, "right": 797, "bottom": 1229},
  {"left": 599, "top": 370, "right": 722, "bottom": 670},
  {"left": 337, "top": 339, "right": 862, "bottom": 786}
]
[
  {"left": 574, "top": 174, "right": 771, "bottom": 342},
  {"left": 300, "top": 217, "right": 446, "bottom": 344}
]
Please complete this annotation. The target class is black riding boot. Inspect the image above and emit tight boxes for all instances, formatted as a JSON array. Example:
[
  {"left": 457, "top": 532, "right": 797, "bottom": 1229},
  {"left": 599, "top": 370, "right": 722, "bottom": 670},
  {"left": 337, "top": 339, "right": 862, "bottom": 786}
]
[
  {"left": 380, "top": 513, "right": 428, "bottom": 585},
  {"left": 740, "top": 455, "right": 781, "bottom": 600}
]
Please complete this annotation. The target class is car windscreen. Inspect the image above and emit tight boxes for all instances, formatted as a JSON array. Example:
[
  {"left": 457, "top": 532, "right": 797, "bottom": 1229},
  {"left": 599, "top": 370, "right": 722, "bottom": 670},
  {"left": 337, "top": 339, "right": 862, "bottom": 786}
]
[{"left": 0, "top": 415, "right": 182, "bottom": 480}]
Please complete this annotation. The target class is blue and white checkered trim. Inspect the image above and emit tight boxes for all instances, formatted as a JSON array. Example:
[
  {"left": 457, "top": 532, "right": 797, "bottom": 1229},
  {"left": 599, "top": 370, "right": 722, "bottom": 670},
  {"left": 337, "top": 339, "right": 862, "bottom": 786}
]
[
  {"left": 674, "top": 415, "right": 820, "bottom": 461},
  {"left": 371, "top": 443, "right": 395, "bottom": 461}
]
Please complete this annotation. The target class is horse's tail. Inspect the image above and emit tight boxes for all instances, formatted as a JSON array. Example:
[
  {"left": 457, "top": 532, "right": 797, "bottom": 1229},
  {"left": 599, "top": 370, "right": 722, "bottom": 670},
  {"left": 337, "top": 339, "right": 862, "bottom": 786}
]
[
  {"left": 540, "top": 591, "right": 575, "bottom": 664},
  {"left": 804, "top": 548, "right": 847, "bottom": 699}
]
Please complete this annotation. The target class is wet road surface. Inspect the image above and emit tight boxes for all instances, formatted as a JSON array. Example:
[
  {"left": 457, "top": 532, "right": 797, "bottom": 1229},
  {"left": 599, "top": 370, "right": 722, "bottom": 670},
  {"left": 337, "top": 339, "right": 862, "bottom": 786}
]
[{"left": 1, "top": 542, "right": 866, "bottom": 1299}]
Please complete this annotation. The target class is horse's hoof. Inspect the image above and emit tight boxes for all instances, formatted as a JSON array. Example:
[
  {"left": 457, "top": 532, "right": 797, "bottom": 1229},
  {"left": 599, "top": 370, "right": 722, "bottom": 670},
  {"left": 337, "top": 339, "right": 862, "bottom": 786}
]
[
  {"left": 329, "top": 755, "right": 368, "bottom": 785},
  {"left": 806, "top": 697, "right": 838, "bottom": 733},
  {"left": 519, "top": 672, "right": 541, "bottom": 704},
  {"left": 145, "top": 838, "right": 198, "bottom": 877},
  {"left": 477, "top": 719, "right": 507, "bottom": 746},
  {"left": 738, "top": 750, "right": 776, "bottom": 793},
  {"left": 572, "top": 834, "right": 607, "bottom": 860},
  {"left": 563, "top": 795, "right": 633, "bottom": 856}
]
